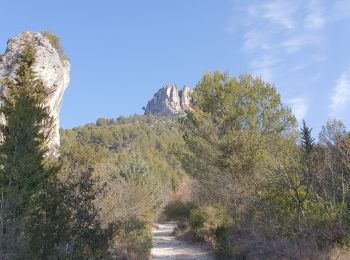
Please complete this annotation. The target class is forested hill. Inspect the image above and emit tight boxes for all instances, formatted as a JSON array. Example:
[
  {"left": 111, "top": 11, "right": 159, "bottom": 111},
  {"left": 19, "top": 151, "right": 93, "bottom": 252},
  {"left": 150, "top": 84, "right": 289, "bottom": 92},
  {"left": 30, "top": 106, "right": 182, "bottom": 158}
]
[{"left": 60, "top": 114, "right": 187, "bottom": 190}]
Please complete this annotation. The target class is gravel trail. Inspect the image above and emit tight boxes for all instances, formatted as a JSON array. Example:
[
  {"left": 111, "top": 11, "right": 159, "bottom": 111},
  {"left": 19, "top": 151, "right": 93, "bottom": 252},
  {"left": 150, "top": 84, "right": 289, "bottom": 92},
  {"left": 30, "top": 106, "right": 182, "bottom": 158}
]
[{"left": 151, "top": 223, "right": 215, "bottom": 260}]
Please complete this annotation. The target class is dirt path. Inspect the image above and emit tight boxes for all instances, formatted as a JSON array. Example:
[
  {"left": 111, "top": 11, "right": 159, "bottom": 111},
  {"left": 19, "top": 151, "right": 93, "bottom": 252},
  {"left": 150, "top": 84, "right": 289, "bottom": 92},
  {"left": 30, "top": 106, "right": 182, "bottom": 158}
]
[{"left": 151, "top": 223, "right": 215, "bottom": 260}]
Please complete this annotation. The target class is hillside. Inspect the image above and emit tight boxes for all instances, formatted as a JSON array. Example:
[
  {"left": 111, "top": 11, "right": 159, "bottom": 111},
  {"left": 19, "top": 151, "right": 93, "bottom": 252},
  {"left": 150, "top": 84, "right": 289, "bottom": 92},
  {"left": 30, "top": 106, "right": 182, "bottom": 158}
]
[{"left": 60, "top": 114, "right": 187, "bottom": 190}]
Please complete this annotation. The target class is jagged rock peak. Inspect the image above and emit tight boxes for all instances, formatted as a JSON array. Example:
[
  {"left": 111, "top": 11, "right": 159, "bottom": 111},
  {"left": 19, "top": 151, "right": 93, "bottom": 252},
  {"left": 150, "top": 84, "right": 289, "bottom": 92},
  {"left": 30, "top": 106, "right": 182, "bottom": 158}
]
[
  {"left": 144, "top": 84, "right": 192, "bottom": 118},
  {"left": 0, "top": 31, "right": 71, "bottom": 152}
]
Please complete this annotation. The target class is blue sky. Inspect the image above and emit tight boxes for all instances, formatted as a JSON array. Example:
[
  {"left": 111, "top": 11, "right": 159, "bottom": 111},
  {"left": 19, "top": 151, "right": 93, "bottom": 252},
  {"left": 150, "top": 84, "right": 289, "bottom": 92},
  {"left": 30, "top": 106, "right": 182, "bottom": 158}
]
[{"left": 1, "top": 1, "right": 350, "bottom": 134}]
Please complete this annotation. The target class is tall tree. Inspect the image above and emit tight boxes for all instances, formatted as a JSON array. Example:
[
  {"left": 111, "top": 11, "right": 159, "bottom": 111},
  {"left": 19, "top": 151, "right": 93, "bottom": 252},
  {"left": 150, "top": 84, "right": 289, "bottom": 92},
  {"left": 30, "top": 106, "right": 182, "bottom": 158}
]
[
  {"left": 180, "top": 72, "right": 297, "bottom": 211},
  {"left": 0, "top": 43, "right": 56, "bottom": 255},
  {"left": 300, "top": 119, "right": 315, "bottom": 192},
  {"left": 0, "top": 43, "right": 54, "bottom": 207},
  {"left": 300, "top": 120, "right": 315, "bottom": 155}
]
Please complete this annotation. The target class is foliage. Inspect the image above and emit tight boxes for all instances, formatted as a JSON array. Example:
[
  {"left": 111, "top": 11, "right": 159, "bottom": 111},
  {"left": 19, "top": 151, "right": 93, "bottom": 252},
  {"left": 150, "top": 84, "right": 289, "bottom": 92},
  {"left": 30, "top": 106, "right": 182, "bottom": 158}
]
[
  {"left": 189, "top": 72, "right": 296, "bottom": 134},
  {"left": 164, "top": 200, "right": 195, "bottom": 221},
  {"left": 2, "top": 46, "right": 350, "bottom": 259},
  {"left": 112, "top": 217, "right": 152, "bottom": 259},
  {"left": 180, "top": 72, "right": 296, "bottom": 211},
  {"left": 0, "top": 43, "right": 57, "bottom": 257},
  {"left": 189, "top": 205, "right": 232, "bottom": 241},
  {"left": 300, "top": 119, "right": 315, "bottom": 154},
  {"left": 59, "top": 115, "right": 188, "bottom": 258},
  {"left": 0, "top": 43, "right": 54, "bottom": 208},
  {"left": 0, "top": 41, "right": 117, "bottom": 259},
  {"left": 60, "top": 166, "right": 114, "bottom": 259},
  {"left": 24, "top": 175, "right": 70, "bottom": 259},
  {"left": 179, "top": 71, "right": 350, "bottom": 258},
  {"left": 60, "top": 114, "right": 187, "bottom": 191},
  {"left": 23, "top": 147, "right": 119, "bottom": 259}
]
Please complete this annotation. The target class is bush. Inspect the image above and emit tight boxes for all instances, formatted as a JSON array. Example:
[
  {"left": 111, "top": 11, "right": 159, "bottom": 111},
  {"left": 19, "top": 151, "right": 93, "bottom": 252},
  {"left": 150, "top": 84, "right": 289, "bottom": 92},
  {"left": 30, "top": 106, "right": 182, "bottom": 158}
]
[
  {"left": 212, "top": 216, "right": 330, "bottom": 259},
  {"left": 112, "top": 218, "right": 152, "bottom": 260},
  {"left": 215, "top": 224, "right": 238, "bottom": 257},
  {"left": 189, "top": 205, "right": 232, "bottom": 243},
  {"left": 164, "top": 200, "right": 195, "bottom": 221}
]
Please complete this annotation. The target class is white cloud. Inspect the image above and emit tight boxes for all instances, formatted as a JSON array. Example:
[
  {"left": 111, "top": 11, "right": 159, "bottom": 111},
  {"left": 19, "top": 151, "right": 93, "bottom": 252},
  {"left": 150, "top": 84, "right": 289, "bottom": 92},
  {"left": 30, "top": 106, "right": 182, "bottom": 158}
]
[
  {"left": 282, "top": 35, "right": 310, "bottom": 54},
  {"left": 226, "top": 0, "right": 350, "bottom": 127},
  {"left": 259, "top": 1, "right": 298, "bottom": 29},
  {"left": 281, "top": 0, "right": 324, "bottom": 54},
  {"left": 330, "top": 67, "right": 350, "bottom": 117},
  {"left": 287, "top": 97, "right": 308, "bottom": 122},
  {"left": 282, "top": 34, "right": 322, "bottom": 54},
  {"left": 236, "top": 0, "right": 327, "bottom": 81}
]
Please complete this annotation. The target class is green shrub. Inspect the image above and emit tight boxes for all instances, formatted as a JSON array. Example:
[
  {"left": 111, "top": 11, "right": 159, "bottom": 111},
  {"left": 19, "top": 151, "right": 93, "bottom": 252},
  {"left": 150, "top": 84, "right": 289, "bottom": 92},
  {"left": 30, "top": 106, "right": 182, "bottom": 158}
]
[
  {"left": 189, "top": 205, "right": 232, "bottom": 241},
  {"left": 113, "top": 217, "right": 152, "bottom": 259},
  {"left": 214, "top": 224, "right": 239, "bottom": 257},
  {"left": 164, "top": 200, "right": 195, "bottom": 221}
]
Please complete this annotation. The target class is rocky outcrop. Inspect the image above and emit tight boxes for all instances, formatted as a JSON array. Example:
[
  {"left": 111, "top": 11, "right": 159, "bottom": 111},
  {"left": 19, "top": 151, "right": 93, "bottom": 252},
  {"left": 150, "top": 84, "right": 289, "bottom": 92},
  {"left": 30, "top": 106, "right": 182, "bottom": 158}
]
[
  {"left": 144, "top": 85, "right": 192, "bottom": 118},
  {"left": 0, "top": 32, "right": 70, "bottom": 151}
]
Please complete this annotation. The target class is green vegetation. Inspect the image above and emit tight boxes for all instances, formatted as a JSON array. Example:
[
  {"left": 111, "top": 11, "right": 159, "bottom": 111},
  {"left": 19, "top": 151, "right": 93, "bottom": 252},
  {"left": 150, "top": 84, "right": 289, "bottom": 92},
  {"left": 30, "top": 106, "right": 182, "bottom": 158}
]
[
  {"left": 176, "top": 71, "right": 350, "bottom": 259},
  {"left": 189, "top": 205, "right": 232, "bottom": 242},
  {"left": 0, "top": 44, "right": 187, "bottom": 259},
  {"left": 164, "top": 200, "right": 195, "bottom": 222},
  {"left": 61, "top": 114, "right": 187, "bottom": 191},
  {"left": 0, "top": 43, "right": 53, "bottom": 205},
  {"left": 59, "top": 114, "right": 188, "bottom": 258},
  {"left": 1, "top": 39, "right": 350, "bottom": 259},
  {"left": 0, "top": 44, "right": 58, "bottom": 257}
]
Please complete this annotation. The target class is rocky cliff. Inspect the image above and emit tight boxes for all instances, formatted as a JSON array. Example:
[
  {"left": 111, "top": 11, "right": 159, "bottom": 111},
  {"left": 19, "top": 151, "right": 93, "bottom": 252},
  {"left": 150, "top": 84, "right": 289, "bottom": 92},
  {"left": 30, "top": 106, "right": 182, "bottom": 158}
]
[
  {"left": 144, "top": 85, "right": 192, "bottom": 118},
  {"left": 0, "top": 32, "right": 70, "bottom": 151}
]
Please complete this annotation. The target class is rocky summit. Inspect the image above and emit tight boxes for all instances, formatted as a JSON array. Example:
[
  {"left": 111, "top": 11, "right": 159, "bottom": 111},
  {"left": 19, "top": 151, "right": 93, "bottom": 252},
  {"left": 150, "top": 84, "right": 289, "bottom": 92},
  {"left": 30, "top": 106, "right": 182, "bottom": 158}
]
[
  {"left": 144, "top": 84, "right": 192, "bottom": 118},
  {"left": 0, "top": 32, "right": 70, "bottom": 151}
]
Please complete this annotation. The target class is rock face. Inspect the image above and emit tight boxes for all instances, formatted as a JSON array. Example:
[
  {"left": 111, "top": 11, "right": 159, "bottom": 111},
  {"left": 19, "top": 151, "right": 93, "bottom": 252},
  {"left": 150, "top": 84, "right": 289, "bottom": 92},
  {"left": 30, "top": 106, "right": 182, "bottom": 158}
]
[
  {"left": 0, "top": 32, "right": 70, "bottom": 151},
  {"left": 144, "top": 85, "right": 192, "bottom": 118}
]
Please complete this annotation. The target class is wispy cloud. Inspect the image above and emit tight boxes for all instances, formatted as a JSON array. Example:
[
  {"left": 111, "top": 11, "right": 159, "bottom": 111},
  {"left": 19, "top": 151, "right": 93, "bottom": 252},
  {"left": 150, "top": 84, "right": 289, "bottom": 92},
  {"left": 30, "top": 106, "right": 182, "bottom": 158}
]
[
  {"left": 287, "top": 97, "right": 308, "bottom": 122},
  {"left": 242, "top": 31, "right": 270, "bottom": 52},
  {"left": 227, "top": 0, "right": 350, "bottom": 127},
  {"left": 233, "top": 0, "right": 327, "bottom": 82},
  {"left": 253, "top": 1, "right": 298, "bottom": 29},
  {"left": 281, "top": 34, "right": 321, "bottom": 54},
  {"left": 330, "top": 66, "right": 350, "bottom": 117}
]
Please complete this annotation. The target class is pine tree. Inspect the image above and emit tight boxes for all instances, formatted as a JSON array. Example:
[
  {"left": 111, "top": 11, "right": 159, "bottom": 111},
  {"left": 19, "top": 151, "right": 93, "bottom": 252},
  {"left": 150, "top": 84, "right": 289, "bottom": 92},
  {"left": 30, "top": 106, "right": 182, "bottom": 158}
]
[
  {"left": 0, "top": 43, "right": 54, "bottom": 207},
  {"left": 300, "top": 119, "right": 315, "bottom": 154},
  {"left": 299, "top": 119, "right": 315, "bottom": 214},
  {"left": 0, "top": 42, "right": 56, "bottom": 254}
]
